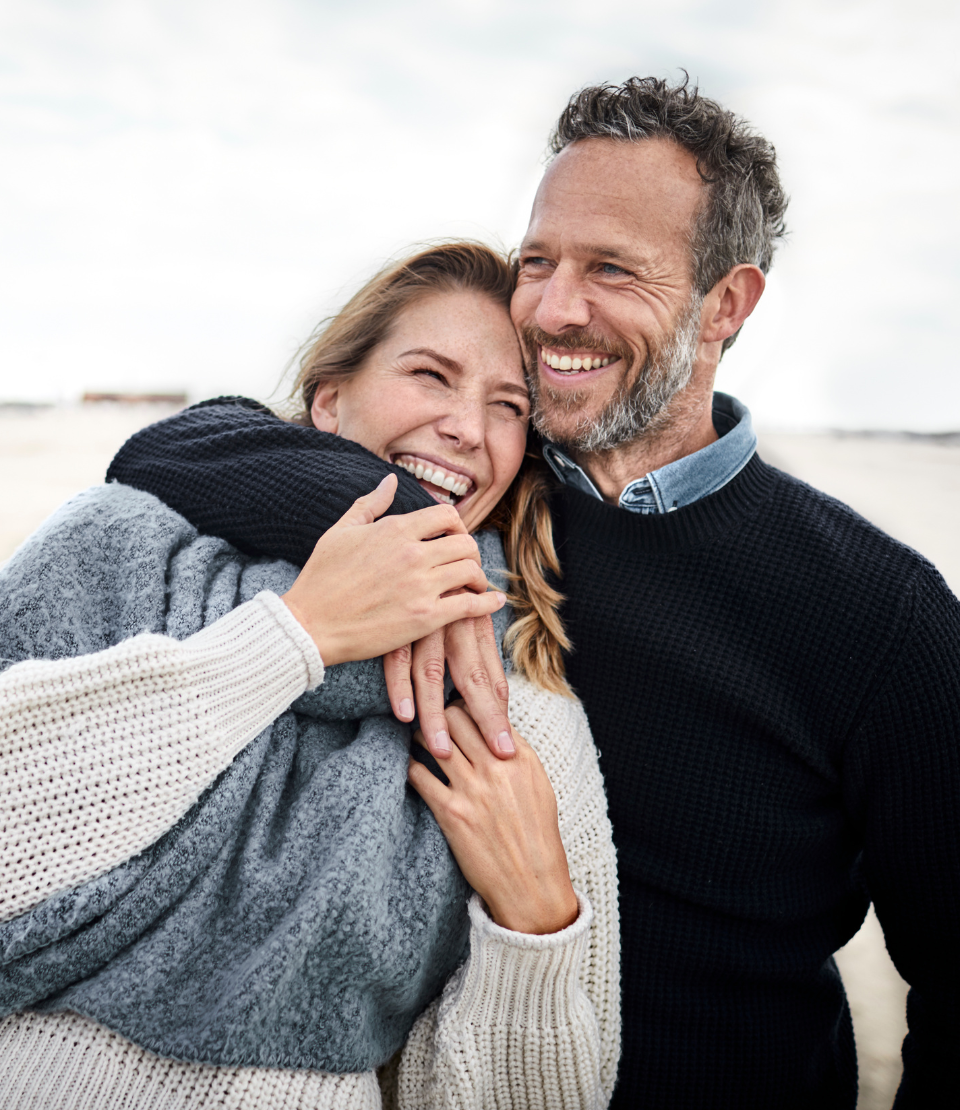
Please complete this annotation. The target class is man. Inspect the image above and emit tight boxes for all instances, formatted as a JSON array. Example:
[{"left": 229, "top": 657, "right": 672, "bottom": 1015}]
[
  {"left": 489, "top": 78, "right": 956, "bottom": 1108},
  {"left": 110, "top": 78, "right": 957, "bottom": 1107}
]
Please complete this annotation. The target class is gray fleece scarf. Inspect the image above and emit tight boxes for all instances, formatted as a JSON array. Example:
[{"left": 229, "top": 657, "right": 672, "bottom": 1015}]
[{"left": 0, "top": 482, "right": 511, "bottom": 1072}]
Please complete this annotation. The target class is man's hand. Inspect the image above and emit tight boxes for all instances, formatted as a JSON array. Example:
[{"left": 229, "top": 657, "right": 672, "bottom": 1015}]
[
  {"left": 384, "top": 613, "right": 514, "bottom": 760},
  {"left": 282, "top": 475, "right": 506, "bottom": 666}
]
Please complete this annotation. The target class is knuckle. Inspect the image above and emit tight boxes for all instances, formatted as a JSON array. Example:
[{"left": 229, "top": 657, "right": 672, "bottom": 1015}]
[
  {"left": 456, "top": 591, "right": 479, "bottom": 614},
  {"left": 407, "top": 593, "right": 433, "bottom": 619},
  {"left": 418, "top": 660, "right": 447, "bottom": 686},
  {"left": 446, "top": 798, "right": 472, "bottom": 826},
  {"left": 463, "top": 666, "right": 492, "bottom": 691},
  {"left": 407, "top": 606, "right": 431, "bottom": 627},
  {"left": 399, "top": 544, "right": 421, "bottom": 569},
  {"left": 469, "top": 594, "right": 491, "bottom": 616},
  {"left": 392, "top": 643, "right": 412, "bottom": 665},
  {"left": 494, "top": 679, "right": 510, "bottom": 704}
]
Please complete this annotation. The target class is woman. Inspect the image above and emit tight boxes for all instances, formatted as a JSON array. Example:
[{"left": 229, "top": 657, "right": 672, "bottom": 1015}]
[{"left": 0, "top": 244, "right": 619, "bottom": 1108}]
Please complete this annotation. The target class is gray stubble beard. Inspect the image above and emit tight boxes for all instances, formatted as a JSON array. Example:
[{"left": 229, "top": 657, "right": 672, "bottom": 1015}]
[{"left": 528, "top": 295, "right": 704, "bottom": 455}]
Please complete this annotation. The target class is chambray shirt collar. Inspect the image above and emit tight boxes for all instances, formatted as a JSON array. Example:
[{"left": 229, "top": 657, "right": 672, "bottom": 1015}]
[{"left": 542, "top": 392, "right": 756, "bottom": 514}]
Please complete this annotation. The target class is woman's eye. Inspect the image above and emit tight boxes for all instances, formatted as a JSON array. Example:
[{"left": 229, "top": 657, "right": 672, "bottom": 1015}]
[
  {"left": 496, "top": 400, "right": 527, "bottom": 417},
  {"left": 414, "top": 368, "right": 447, "bottom": 384}
]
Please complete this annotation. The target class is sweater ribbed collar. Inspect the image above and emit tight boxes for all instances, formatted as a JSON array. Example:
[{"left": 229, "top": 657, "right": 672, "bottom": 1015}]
[{"left": 553, "top": 452, "right": 781, "bottom": 555}]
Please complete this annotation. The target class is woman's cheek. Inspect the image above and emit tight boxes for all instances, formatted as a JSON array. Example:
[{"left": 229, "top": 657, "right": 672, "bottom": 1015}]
[{"left": 499, "top": 424, "right": 529, "bottom": 488}]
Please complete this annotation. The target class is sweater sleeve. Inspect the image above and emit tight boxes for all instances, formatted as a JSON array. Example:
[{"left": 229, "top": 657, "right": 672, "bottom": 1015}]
[
  {"left": 106, "top": 398, "right": 435, "bottom": 566},
  {"left": 842, "top": 561, "right": 960, "bottom": 1108},
  {"left": 0, "top": 591, "right": 323, "bottom": 925},
  {"left": 387, "top": 676, "right": 621, "bottom": 1110}
]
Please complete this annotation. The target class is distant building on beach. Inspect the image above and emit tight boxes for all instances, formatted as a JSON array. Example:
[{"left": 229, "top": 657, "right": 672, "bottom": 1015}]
[{"left": 82, "top": 392, "right": 187, "bottom": 406}]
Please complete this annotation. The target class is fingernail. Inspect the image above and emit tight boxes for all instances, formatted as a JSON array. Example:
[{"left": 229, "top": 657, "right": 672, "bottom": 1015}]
[
  {"left": 435, "top": 730, "right": 451, "bottom": 754},
  {"left": 496, "top": 592, "right": 507, "bottom": 606},
  {"left": 377, "top": 474, "right": 393, "bottom": 490},
  {"left": 398, "top": 698, "right": 413, "bottom": 720},
  {"left": 497, "top": 730, "right": 515, "bottom": 754}
]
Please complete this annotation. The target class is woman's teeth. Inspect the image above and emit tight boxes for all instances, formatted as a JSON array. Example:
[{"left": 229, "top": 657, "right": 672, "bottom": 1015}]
[
  {"left": 394, "top": 456, "right": 471, "bottom": 502},
  {"left": 541, "top": 348, "right": 614, "bottom": 373}
]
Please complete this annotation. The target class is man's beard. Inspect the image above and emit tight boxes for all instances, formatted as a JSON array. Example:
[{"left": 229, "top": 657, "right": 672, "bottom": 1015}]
[{"left": 522, "top": 296, "right": 704, "bottom": 454}]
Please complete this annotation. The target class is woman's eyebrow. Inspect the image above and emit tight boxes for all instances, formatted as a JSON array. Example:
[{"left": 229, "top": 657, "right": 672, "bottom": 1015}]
[{"left": 399, "top": 347, "right": 461, "bottom": 373}]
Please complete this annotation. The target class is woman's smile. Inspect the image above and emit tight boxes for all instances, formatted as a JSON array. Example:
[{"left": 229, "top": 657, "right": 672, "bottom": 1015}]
[{"left": 390, "top": 452, "right": 476, "bottom": 506}]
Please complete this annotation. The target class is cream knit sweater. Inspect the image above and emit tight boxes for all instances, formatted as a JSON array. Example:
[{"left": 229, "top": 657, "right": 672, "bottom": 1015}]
[{"left": 0, "top": 592, "right": 620, "bottom": 1109}]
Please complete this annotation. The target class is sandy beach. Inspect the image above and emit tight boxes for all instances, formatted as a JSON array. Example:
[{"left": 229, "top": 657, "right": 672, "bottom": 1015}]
[{"left": 4, "top": 402, "right": 958, "bottom": 1109}]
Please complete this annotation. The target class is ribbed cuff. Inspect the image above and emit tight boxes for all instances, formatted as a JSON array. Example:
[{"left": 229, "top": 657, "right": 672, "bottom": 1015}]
[
  {"left": 182, "top": 591, "right": 324, "bottom": 708},
  {"left": 251, "top": 591, "right": 325, "bottom": 689},
  {"left": 454, "top": 891, "right": 594, "bottom": 1028}
]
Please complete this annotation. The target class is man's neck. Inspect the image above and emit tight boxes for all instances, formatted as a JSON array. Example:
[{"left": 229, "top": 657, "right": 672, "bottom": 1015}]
[{"left": 572, "top": 388, "right": 718, "bottom": 504}]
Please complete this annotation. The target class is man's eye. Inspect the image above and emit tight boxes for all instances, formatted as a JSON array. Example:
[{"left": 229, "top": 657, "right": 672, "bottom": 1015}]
[
  {"left": 523, "top": 256, "right": 550, "bottom": 268},
  {"left": 601, "top": 262, "right": 627, "bottom": 275}
]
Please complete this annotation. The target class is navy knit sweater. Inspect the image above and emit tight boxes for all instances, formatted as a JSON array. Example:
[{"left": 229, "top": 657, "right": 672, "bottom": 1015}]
[{"left": 108, "top": 399, "right": 960, "bottom": 1109}]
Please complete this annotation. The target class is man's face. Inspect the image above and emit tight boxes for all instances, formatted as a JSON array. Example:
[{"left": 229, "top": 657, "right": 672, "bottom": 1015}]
[{"left": 511, "top": 136, "right": 707, "bottom": 450}]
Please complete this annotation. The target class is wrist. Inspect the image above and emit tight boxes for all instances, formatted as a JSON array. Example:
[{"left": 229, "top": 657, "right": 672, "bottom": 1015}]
[
  {"left": 486, "top": 880, "right": 580, "bottom": 936},
  {"left": 280, "top": 592, "right": 336, "bottom": 666}
]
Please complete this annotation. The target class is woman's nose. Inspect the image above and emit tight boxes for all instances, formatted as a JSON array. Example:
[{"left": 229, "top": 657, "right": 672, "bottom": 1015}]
[{"left": 437, "top": 397, "right": 485, "bottom": 450}]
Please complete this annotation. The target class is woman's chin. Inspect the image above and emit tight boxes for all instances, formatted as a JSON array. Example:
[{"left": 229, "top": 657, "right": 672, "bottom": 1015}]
[{"left": 455, "top": 496, "right": 484, "bottom": 534}]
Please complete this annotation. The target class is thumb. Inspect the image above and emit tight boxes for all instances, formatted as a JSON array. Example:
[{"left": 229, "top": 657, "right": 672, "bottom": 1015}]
[{"left": 331, "top": 472, "right": 398, "bottom": 529}]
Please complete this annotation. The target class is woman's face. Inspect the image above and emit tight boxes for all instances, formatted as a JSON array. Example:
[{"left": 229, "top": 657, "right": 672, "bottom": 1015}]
[{"left": 311, "top": 289, "right": 530, "bottom": 532}]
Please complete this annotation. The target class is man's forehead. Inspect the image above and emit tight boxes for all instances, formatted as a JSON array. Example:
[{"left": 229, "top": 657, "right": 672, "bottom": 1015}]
[
  {"left": 545, "top": 135, "right": 702, "bottom": 188},
  {"left": 523, "top": 137, "right": 704, "bottom": 255}
]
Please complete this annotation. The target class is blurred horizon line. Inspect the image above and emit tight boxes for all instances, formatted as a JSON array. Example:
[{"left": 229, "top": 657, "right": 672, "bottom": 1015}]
[{"left": 5, "top": 397, "right": 960, "bottom": 443}]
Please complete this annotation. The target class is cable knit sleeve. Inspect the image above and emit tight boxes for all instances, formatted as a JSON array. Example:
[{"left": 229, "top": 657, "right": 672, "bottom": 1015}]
[
  {"left": 388, "top": 675, "right": 621, "bottom": 1110},
  {"left": 0, "top": 591, "right": 323, "bottom": 924}
]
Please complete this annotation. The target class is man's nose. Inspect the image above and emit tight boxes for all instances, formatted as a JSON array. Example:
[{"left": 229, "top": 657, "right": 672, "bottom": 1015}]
[{"left": 534, "top": 267, "right": 592, "bottom": 334}]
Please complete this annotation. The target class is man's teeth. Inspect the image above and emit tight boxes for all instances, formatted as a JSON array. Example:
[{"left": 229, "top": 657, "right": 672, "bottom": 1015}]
[
  {"left": 394, "top": 457, "right": 471, "bottom": 499},
  {"left": 542, "top": 349, "right": 613, "bottom": 372}
]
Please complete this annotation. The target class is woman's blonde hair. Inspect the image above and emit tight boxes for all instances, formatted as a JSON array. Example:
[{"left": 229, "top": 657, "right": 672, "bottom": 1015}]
[{"left": 289, "top": 242, "right": 572, "bottom": 696}]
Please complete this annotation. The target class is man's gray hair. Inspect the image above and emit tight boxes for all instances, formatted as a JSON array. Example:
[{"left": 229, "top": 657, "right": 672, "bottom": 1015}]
[{"left": 550, "top": 74, "right": 789, "bottom": 352}]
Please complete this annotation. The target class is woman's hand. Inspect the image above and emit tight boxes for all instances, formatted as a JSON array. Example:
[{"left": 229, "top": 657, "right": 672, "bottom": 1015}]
[
  {"left": 282, "top": 475, "right": 505, "bottom": 667},
  {"left": 407, "top": 703, "right": 579, "bottom": 935},
  {"left": 384, "top": 611, "right": 514, "bottom": 761}
]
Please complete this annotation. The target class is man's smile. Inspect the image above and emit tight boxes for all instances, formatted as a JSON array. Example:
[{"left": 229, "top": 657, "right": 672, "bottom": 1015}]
[{"left": 539, "top": 344, "right": 623, "bottom": 384}]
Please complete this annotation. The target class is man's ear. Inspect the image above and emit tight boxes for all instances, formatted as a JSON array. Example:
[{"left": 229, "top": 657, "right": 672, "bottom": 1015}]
[
  {"left": 311, "top": 383, "right": 340, "bottom": 433},
  {"left": 700, "top": 264, "right": 766, "bottom": 346}
]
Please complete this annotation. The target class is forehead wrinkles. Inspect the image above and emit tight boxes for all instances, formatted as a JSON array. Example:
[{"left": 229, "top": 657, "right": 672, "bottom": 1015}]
[{"left": 531, "top": 139, "right": 703, "bottom": 267}]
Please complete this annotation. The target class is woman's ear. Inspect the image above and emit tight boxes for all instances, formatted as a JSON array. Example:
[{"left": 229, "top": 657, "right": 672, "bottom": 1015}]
[
  {"left": 700, "top": 264, "right": 766, "bottom": 346},
  {"left": 311, "top": 383, "right": 340, "bottom": 433}
]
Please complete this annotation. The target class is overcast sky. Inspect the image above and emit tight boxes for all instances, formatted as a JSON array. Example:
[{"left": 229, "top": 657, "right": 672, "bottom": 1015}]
[{"left": 1, "top": 0, "right": 957, "bottom": 429}]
